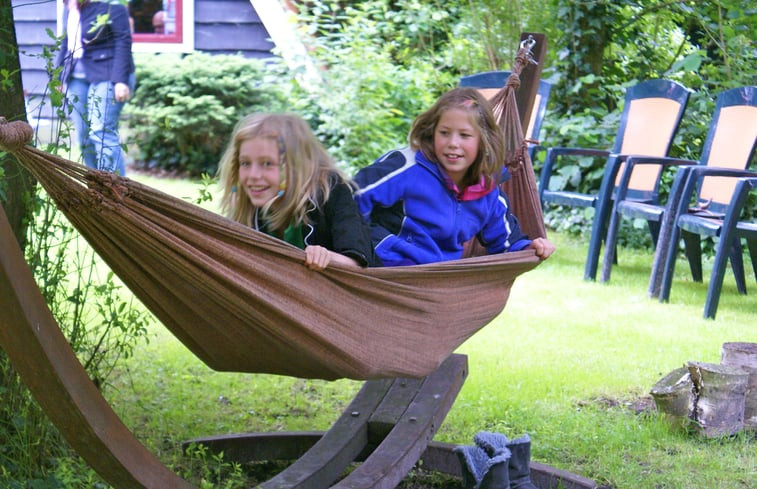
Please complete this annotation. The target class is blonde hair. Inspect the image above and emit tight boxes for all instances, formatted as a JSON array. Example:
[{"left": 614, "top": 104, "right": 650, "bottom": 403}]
[
  {"left": 218, "top": 113, "right": 349, "bottom": 235},
  {"left": 409, "top": 87, "right": 504, "bottom": 189}
]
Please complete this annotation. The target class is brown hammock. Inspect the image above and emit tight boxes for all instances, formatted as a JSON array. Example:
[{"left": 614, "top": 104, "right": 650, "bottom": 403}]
[{"left": 0, "top": 58, "right": 546, "bottom": 379}]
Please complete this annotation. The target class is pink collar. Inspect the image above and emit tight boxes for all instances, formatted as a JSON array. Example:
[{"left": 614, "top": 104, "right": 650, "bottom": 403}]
[{"left": 439, "top": 167, "right": 496, "bottom": 201}]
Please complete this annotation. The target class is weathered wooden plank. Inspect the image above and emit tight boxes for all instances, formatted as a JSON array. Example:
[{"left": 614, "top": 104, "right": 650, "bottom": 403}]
[
  {"left": 195, "top": 24, "right": 273, "bottom": 51},
  {"left": 11, "top": 0, "right": 58, "bottom": 22},
  {"left": 14, "top": 20, "right": 58, "bottom": 45},
  {"left": 330, "top": 354, "right": 468, "bottom": 489},
  {"left": 195, "top": 0, "right": 262, "bottom": 23},
  {"left": 184, "top": 431, "right": 321, "bottom": 462},
  {"left": 367, "top": 377, "right": 424, "bottom": 442},
  {"left": 258, "top": 378, "right": 394, "bottom": 489},
  {"left": 418, "top": 442, "right": 599, "bottom": 489},
  {"left": 0, "top": 204, "right": 196, "bottom": 489},
  {"left": 515, "top": 32, "right": 547, "bottom": 134}
]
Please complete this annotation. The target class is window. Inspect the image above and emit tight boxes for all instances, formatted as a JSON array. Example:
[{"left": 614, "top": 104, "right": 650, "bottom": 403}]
[
  {"left": 57, "top": 0, "right": 194, "bottom": 53},
  {"left": 130, "top": 0, "right": 194, "bottom": 53}
]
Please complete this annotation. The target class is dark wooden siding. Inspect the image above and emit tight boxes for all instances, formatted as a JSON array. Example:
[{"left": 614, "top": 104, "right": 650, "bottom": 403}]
[
  {"left": 194, "top": 0, "right": 274, "bottom": 58},
  {"left": 13, "top": 0, "right": 276, "bottom": 122},
  {"left": 13, "top": 0, "right": 59, "bottom": 120}
]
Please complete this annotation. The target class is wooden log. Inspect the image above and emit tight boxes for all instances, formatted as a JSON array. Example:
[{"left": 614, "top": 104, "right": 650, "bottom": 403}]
[
  {"left": 687, "top": 361, "right": 748, "bottom": 437},
  {"left": 650, "top": 367, "right": 694, "bottom": 430},
  {"left": 721, "top": 342, "right": 757, "bottom": 430}
]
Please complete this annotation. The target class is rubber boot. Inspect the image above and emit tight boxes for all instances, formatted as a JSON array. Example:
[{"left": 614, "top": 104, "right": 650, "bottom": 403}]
[{"left": 507, "top": 434, "right": 537, "bottom": 489}]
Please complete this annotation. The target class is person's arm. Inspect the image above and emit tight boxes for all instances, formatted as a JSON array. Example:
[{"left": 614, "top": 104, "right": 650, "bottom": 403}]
[
  {"left": 323, "top": 179, "right": 380, "bottom": 267},
  {"left": 108, "top": 4, "right": 133, "bottom": 101},
  {"left": 480, "top": 189, "right": 555, "bottom": 260},
  {"left": 479, "top": 188, "right": 530, "bottom": 253},
  {"left": 304, "top": 245, "right": 361, "bottom": 270}
]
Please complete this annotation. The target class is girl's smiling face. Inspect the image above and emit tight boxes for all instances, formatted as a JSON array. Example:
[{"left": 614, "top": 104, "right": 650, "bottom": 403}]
[
  {"left": 433, "top": 108, "right": 481, "bottom": 185},
  {"left": 238, "top": 136, "right": 283, "bottom": 207}
]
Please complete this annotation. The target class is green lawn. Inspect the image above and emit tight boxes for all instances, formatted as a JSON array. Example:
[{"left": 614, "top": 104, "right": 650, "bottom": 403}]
[{"left": 106, "top": 172, "right": 756, "bottom": 489}]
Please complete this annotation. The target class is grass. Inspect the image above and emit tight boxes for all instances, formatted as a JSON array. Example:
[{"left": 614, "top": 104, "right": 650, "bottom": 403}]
[{"left": 101, "top": 172, "right": 756, "bottom": 489}]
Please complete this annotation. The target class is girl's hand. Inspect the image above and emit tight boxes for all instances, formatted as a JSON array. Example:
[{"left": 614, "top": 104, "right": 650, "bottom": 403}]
[
  {"left": 529, "top": 237, "right": 555, "bottom": 260},
  {"left": 305, "top": 245, "right": 331, "bottom": 270},
  {"left": 304, "top": 245, "right": 361, "bottom": 270}
]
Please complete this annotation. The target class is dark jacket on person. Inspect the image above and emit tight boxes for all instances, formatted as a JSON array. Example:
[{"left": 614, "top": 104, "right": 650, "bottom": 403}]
[
  {"left": 255, "top": 174, "right": 382, "bottom": 267},
  {"left": 56, "top": 0, "right": 135, "bottom": 85}
]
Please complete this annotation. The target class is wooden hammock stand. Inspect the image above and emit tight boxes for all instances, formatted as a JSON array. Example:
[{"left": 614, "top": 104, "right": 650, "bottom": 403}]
[
  {"left": 0, "top": 207, "right": 596, "bottom": 488},
  {"left": 0, "top": 32, "right": 597, "bottom": 488}
]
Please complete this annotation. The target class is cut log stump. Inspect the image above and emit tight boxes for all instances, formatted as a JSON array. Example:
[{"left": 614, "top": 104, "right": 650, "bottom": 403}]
[
  {"left": 650, "top": 367, "right": 694, "bottom": 429},
  {"left": 687, "top": 361, "right": 748, "bottom": 437},
  {"left": 721, "top": 342, "right": 757, "bottom": 430}
]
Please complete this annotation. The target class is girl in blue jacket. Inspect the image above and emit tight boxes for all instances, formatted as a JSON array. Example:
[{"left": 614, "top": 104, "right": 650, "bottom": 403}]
[{"left": 354, "top": 87, "right": 554, "bottom": 266}]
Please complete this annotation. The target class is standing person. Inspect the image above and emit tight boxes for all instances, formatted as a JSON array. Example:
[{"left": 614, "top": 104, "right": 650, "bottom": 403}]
[
  {"left": 354, "top": 87, "right": 555, "bottom": 267},
  {"left": 56, "top": 0, "right": 136, "bottom": 175},
  {"left": 218, "top": 113, "right": 380, "bottom": 270}
]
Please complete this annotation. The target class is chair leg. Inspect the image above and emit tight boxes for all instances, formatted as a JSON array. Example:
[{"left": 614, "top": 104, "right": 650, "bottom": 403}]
[
  {"left": 682, "top": 230, "right": 703, "bottom": 283},
  {"left": 599, "top": 207, "right": 622, "bottom": 283},
  {"left": 658, "top": 224, "right": 683, "bottom": 303},
  {"left": 704, "top": 237, "right": 732, "bottom": 320},
  {"left": 748, "top": 239, "right": 757, "bottom": 283},
  {"left": 648, "top": 220, "right": 661, "bottom": 247},
  {"left": 726, "top": 237, "right": 747, "bottom": 295}
]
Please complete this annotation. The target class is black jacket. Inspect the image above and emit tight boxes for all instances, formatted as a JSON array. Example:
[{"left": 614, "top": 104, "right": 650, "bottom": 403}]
[
  {"left": 258, "top": 175, "right": 381, "bottom": 267},
  {"left": 56, "top": 1, "right": 135, "bottom": 85}
]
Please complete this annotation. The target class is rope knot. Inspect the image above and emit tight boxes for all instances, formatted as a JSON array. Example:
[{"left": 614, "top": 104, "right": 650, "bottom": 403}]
[
  {"left": 0, "top": 117, "right": 34, "bottom": 152},
  {"left": 504, "top": 72, "right": 521, "bottom": 91}
]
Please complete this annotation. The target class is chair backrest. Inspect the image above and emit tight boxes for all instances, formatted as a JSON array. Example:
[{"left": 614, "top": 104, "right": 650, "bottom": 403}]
[
  {"left": 696, "top": 86, "right": 757, "bottom": 213},
  {"left": 614, "top": 79, "right": 691, "bottom": 197},
  {"left": 459, "top": 70, "right": 552, "bottom": 143}
]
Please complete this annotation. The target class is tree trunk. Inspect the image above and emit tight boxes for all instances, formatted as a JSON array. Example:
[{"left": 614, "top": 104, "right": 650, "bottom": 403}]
[
  {"left": 688, "top": 361, "right": 748, "bottom": 438},
  {"left": 650, "top": 366, "right": 694, "bottom": 429},
  {"left": 0, "top": 1, "right": 37, "bottom": 250},
  {"left": 721, "top": 342, "right": 757, "bottom": 431}
]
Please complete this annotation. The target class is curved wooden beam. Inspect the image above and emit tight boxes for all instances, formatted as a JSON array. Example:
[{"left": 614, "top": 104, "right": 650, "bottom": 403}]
[{"left": 0, "top": 204, "right": 195, "bottom": 489}]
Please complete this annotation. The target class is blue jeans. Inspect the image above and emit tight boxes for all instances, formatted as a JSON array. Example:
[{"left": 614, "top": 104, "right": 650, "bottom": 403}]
[{"left": 66, "top": 73, "right": 136, "bottom": 176}]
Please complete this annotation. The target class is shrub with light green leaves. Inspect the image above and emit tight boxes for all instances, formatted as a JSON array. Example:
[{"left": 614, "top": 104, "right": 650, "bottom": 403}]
[{"left": 124, "top": 52, "right": 288, "bottom": 176}]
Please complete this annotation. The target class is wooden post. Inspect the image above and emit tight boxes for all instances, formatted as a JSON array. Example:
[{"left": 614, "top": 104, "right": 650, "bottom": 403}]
[
  {"left": 650, "top": 367, "right": 694, "bottom": 430},
  {"left": 515, "top": 32, "right": 547, "bottom": 133},
  {"left": 687, "top": 361, "right": 748, "bottom": 437},
  {"left": 721, "top": 342, "right": 757, "bottom": 430}
]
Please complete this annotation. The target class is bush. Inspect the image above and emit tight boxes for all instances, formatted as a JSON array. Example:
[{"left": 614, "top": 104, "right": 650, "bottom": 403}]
[{"left": 124, "top": 52, "right": 289, "bottom": 176}]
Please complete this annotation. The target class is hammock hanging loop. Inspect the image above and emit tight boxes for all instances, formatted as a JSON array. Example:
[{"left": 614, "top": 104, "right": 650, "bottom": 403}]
[{"left": 0, "top": 118, "right": 33, "bottom": 153}]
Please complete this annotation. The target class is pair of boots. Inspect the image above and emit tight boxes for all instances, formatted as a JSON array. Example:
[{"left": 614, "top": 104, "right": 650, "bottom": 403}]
[{"left": 454, "top": 432, "right": 537, "bottom": 489}]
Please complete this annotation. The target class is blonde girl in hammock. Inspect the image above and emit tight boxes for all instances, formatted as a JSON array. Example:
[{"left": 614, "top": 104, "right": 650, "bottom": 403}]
[
  {"left": 354, "top": 87, "right": 555, "bottom": 266},
  {"left": 219, "top": 113, "right": 380, "bottom": 270}
]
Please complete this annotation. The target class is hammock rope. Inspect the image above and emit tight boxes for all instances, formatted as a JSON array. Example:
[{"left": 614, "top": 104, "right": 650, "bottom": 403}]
[{"left": 492, "top": 35, "right": 547, "bottom": 242}]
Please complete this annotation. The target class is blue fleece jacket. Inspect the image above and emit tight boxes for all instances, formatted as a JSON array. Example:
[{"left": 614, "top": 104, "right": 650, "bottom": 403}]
[{"left": 353, "top": 148, "right": 531, "bottom": 266}]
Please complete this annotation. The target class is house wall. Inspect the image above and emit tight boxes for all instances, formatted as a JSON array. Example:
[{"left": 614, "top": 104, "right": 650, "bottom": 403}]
[
  {"left": 195, "top": 0, "right": 274, "bottom": 57},
  {"left": 11, "top": 0, "right": 275, "bottom": 121},
  {"left": 12, "top": 0, "right": 59, "bottom": 121}
]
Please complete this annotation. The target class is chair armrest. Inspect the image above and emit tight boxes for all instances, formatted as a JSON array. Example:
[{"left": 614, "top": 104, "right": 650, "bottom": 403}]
[
  {"left": 539, "top": 147, "right": 611, "bottom": 197},
  {"left": 670, "top": 167, "right": 757, "bottom": 222},
  {"left": 686, "top": 166, "right": 757, "bottom": 180},
  {"left": 544, "top": 147, "right": 611, "bottom": 159},
  {"left": 614, "top": 156, "right": 699, "bottom": 202}
]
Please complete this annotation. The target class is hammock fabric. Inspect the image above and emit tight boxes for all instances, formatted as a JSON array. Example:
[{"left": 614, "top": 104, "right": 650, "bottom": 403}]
[{"left": 0, "top": 116, "right": 541, "bottom": 381}]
